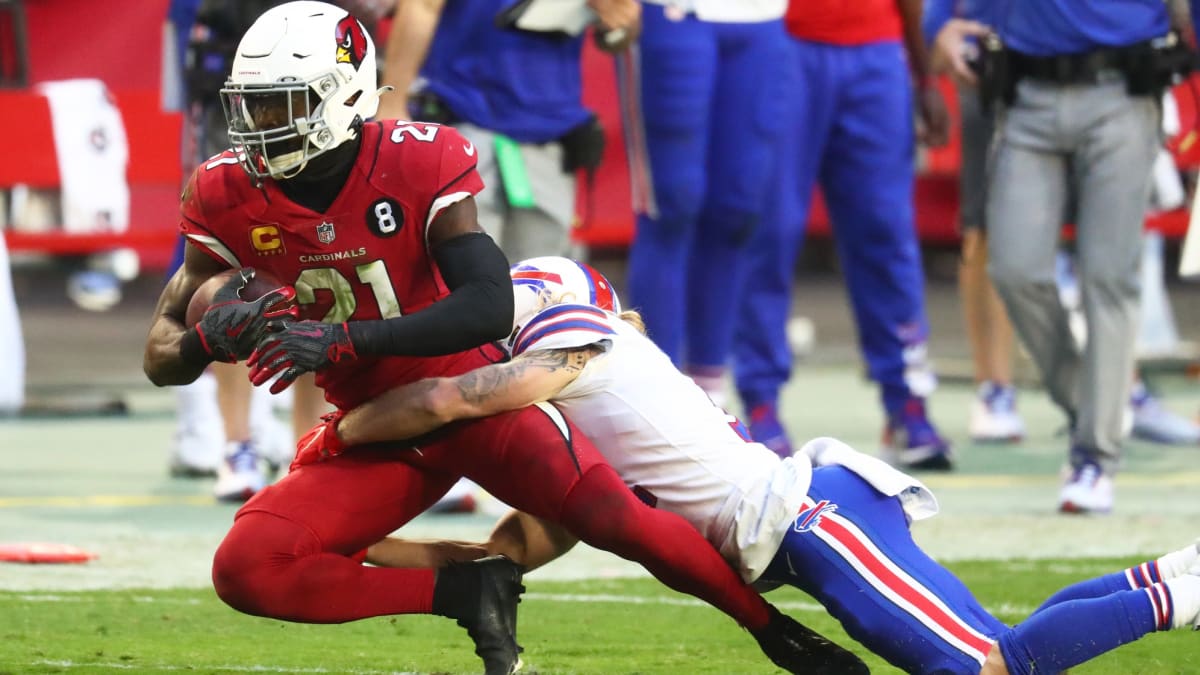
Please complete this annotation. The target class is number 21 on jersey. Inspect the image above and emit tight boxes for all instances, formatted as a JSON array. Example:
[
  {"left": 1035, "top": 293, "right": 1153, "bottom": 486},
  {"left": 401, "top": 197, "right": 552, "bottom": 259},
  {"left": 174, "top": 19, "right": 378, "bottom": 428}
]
[{"left": 294, "top": 259, "right": 401, "bottom": 323}]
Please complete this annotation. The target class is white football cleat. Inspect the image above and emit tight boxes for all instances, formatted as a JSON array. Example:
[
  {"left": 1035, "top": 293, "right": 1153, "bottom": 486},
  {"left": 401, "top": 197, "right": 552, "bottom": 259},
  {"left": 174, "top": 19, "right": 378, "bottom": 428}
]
[
  {"left": 1058, "top": 461, "right": 1113, "bottom": 515},
  {"left": 1129, "top": 388, "right": 1200, "bottom": 446},
  {"left": 213, "top": 441, "right": 266, "bottom": 502}
]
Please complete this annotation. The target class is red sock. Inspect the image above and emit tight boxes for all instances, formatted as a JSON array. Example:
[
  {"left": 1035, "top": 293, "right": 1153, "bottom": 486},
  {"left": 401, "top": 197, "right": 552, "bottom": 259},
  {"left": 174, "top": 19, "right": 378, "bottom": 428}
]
[
  {"left": 559, "top": 466, "right": 771, "bottom": 630},
  {"left": 212, "top": 511, "right": 436, "bottom": 622}
]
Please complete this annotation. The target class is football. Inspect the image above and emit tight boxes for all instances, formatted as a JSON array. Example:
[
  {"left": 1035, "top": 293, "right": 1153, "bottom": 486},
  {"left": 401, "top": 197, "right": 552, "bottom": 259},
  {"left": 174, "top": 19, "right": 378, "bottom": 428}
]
[{"left": 185, "top": 268, "right": 294, "bottom": 327}]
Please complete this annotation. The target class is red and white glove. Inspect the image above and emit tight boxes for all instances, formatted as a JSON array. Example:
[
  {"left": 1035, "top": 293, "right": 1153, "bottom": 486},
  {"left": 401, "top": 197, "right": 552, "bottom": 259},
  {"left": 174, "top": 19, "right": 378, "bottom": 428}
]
[{"left": 290, "top": 410, "right": 348, "bottom": 472}]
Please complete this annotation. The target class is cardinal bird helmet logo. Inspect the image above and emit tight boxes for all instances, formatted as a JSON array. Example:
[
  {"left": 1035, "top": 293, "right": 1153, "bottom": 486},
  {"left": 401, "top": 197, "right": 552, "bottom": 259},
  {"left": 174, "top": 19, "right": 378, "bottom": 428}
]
[{"left": 335, "top": 15, "right": 368, "bottom": 71}]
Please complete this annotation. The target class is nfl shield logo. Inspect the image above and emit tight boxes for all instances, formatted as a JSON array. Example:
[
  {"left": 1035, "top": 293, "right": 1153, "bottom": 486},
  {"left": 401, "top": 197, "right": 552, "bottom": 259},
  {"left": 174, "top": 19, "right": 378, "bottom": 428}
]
[{"left": 316, "top": 221, "right": 336, "bottom": 244}]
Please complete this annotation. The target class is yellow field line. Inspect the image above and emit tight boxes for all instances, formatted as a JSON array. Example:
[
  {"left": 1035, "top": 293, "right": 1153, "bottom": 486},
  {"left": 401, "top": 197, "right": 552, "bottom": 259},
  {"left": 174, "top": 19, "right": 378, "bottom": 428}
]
[
  {"left": 0, "top": 495, "right": 217, "bottom": 508},
  {"left": 920, "top": 471, "right": 1200, "bottom": 488}
]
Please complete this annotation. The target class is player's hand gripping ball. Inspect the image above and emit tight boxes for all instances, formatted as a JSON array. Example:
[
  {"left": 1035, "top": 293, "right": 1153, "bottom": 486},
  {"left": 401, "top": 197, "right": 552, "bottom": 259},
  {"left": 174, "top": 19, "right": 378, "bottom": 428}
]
[
  {"left": 248, "top": 319, "right": 357, "bottom": 394},
  {"left": 187, "top": 268, "right": 297, "bottom": 363}
]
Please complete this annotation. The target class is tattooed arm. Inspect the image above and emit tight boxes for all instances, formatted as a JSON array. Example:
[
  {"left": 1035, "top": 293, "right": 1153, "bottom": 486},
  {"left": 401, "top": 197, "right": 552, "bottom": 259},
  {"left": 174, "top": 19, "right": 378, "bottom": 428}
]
[{"left": 336, "top": 346, "right": 602, "bottom": 446}]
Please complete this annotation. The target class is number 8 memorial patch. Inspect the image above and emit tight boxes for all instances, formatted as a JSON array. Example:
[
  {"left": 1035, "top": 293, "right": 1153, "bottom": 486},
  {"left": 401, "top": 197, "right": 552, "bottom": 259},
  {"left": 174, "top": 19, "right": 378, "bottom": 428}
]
[{"left": 366, "top": 198, "right": 403, "bottom": 238}]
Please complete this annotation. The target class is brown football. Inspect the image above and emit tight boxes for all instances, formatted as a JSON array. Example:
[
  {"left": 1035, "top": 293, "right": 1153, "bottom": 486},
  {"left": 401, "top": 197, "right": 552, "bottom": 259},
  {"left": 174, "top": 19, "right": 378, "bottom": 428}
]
[{"left": 186, "top": 268, "right": 294, "bottom": 327}]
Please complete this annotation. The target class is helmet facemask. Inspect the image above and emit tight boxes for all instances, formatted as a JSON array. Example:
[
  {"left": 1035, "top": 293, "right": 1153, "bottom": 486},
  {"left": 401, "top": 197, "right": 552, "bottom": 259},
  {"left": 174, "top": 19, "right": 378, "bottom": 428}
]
[{"left": 221, "top": 72, "right": 356, "bottom": 181}]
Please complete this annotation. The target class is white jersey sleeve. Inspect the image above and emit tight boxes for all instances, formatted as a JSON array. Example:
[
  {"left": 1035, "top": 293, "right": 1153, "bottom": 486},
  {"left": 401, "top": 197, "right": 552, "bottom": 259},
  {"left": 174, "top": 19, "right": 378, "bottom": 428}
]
[{"left": 507, "top": 303, "right": 617, "bottom": 357}]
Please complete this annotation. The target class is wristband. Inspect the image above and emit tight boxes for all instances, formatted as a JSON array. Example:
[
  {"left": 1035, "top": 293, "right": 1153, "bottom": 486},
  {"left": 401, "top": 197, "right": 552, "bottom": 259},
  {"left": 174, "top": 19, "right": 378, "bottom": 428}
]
[{"left": 180, "top": 327, "right": 214, "bottom": 366}]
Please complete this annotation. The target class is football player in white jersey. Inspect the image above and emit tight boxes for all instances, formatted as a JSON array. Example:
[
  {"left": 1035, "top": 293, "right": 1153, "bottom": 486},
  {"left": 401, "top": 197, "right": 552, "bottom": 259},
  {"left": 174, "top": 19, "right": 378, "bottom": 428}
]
[{"left": 292, "top": 257, "right": 1200, "bottom": 675}]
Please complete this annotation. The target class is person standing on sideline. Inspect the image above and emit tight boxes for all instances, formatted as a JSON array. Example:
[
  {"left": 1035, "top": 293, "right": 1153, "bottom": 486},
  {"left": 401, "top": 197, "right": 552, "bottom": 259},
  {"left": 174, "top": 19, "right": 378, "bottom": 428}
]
[
  {"left": 375, "top": 0, "right": 639, "bottom": 264},
  {"left": 927, "top": 4, "right": 1200, "bottom": 448},
  {"left": 938, "top": 0, "right": 1198, "bottom": 512},
  {"left": 924, "top": 9, "right": 1026, "bottom": 444},
  {"left": 734, "top": 0, "right": 953, "bottom": 469},
  {"left": 622, "top": 0, "right": 790, "bottom": 407}
]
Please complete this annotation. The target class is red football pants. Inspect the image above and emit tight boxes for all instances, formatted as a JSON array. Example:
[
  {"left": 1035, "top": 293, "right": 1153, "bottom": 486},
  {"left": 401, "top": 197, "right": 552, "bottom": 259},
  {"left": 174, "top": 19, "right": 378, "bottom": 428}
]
[{"left": 212, "top": 404, "right": 770, "bottom": 629}]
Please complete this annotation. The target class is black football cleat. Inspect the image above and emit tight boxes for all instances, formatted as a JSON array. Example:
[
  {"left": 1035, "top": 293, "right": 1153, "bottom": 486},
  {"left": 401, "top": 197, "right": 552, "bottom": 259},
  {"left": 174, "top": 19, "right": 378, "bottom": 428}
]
[
  {"left": 432, "top": 555, "right": 526, "bottom": 675},
  {"left": 751, "top": 605, "right": 869, "bottom": 675}
]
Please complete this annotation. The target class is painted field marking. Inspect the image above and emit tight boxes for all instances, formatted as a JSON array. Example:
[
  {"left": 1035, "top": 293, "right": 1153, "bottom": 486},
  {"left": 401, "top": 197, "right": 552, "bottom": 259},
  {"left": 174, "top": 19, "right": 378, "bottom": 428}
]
[
  {"left": 6, "top": 590, "right": 1039, "bottom": 619},
  {"left": 0, "top": 495, "right": 216, "bottom": 508},
  {"left": 25, "top": 661, "right": 412, "bottom": 674}
]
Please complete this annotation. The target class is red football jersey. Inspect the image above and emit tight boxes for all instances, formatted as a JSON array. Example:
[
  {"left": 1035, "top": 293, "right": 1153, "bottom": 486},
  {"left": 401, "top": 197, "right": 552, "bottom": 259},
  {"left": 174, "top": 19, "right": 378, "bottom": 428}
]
[
  {"left": 785, "top": 0, "right": 902, "bottom": 45},
  {"left": 180, "top": 121, "right": 499, "bottom": 410}
]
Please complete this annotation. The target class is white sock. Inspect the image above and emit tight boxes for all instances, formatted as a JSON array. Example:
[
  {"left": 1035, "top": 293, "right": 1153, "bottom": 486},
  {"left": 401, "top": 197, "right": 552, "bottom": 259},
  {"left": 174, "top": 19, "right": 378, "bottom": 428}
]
[
  {"left": 1155, "top": 539, "right": 1200, "bottom": 581},
  {"left": 1162, "top": 575, "right": 1200, "bottom": 630}
]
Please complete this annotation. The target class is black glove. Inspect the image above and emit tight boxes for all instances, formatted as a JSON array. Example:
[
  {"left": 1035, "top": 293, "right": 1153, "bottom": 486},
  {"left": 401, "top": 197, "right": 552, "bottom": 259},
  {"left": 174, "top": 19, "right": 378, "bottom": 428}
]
[
  {"left": 248, "top": 320, "right": 358, "bottom": 393},
  {"left": 190, "top": 269, "right": 296, "bottom": 363}
]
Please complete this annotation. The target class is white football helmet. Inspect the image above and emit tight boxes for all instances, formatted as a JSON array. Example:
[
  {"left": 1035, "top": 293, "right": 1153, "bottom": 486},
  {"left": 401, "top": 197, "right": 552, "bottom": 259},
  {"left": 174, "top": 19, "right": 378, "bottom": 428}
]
[
  {"left": 510, "top": 256, "right": 622, "bottom": 334},
  {"left": 220, "top": 1, "right": 384, "bottom": 181}
]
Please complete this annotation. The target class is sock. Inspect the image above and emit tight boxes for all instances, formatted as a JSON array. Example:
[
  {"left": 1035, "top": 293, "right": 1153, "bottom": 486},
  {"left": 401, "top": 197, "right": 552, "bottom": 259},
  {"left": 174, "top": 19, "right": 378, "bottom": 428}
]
[
  {"left": 212, "top": 511, "right": 436, "bottom": 622},
  {"left": 1034, "top": 567, "right": 1154, "bottom": 613},
  {"left": 559, "top": 465, "right": 771, "bottom": 631},
  {"left": 1000, "top": 587, "right": 1165, "bottom": 675},
  {"left": 1038, "top": 543, "right": 1200, "bottom": 611}
]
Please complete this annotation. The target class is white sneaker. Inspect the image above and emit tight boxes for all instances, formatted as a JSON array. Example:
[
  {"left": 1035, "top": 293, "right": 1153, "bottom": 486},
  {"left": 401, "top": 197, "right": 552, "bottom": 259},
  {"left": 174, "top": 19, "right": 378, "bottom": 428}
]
[
  {"left": 1130, "top": 389, "right": 1200, "bottom": 446},
  {"left": 968, "top": 382, "right": 1025, "bottom": 443},
  {"left": 1058, "top": 461, "right": 1113, "bottom": 514},
  {"left": 170, "top": 426, "right": 224, "bottom": 477},
  {"left": 213, "top": 441, "right": 266, "bottom": 502}
]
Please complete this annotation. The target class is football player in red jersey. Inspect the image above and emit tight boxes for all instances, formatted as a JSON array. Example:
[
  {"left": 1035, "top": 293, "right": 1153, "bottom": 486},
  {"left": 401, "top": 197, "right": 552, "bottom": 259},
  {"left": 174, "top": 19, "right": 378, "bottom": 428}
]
[{"left": 142, "top": 3, "right": 860, "bottom": 674}]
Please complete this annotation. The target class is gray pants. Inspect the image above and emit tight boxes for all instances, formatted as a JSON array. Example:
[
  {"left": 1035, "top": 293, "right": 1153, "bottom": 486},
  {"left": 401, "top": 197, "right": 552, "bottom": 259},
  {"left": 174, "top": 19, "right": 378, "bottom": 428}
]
[
  {"left": 457, "top": 123, "right": 576, "bottom": 263},
  {"left": 986, "top": 78, "right": 1160, "bottom": 469}
]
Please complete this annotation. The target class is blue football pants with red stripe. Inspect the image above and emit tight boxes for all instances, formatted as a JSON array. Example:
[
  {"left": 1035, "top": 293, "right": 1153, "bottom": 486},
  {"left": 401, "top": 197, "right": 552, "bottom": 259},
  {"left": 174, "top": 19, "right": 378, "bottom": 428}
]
[
  {"left": 625, "top": 7, "right": 788, "bottom": 370},
  {"left": 762, "top": 466, "right": 1173, "bottom": 674},
  {"left": 734, "top": 39, "right": 930, "bottom": 415},
  {"left": 763, "top": 466, "right": 1004, "bottom": 673}
]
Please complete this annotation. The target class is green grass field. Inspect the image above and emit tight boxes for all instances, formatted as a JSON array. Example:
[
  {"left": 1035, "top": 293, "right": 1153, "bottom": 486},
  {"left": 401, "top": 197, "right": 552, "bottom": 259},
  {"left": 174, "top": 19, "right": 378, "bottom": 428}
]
[{"left": 2, "top": 562, "right": 1196, "bottom": 675}]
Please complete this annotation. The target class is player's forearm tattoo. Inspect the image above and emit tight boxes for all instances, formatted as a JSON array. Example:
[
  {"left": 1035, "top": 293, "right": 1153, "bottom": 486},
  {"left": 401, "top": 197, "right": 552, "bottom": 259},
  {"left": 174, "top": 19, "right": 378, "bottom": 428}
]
[{"left": 455, "top": 347, "right": 598, "bottom": 404}]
